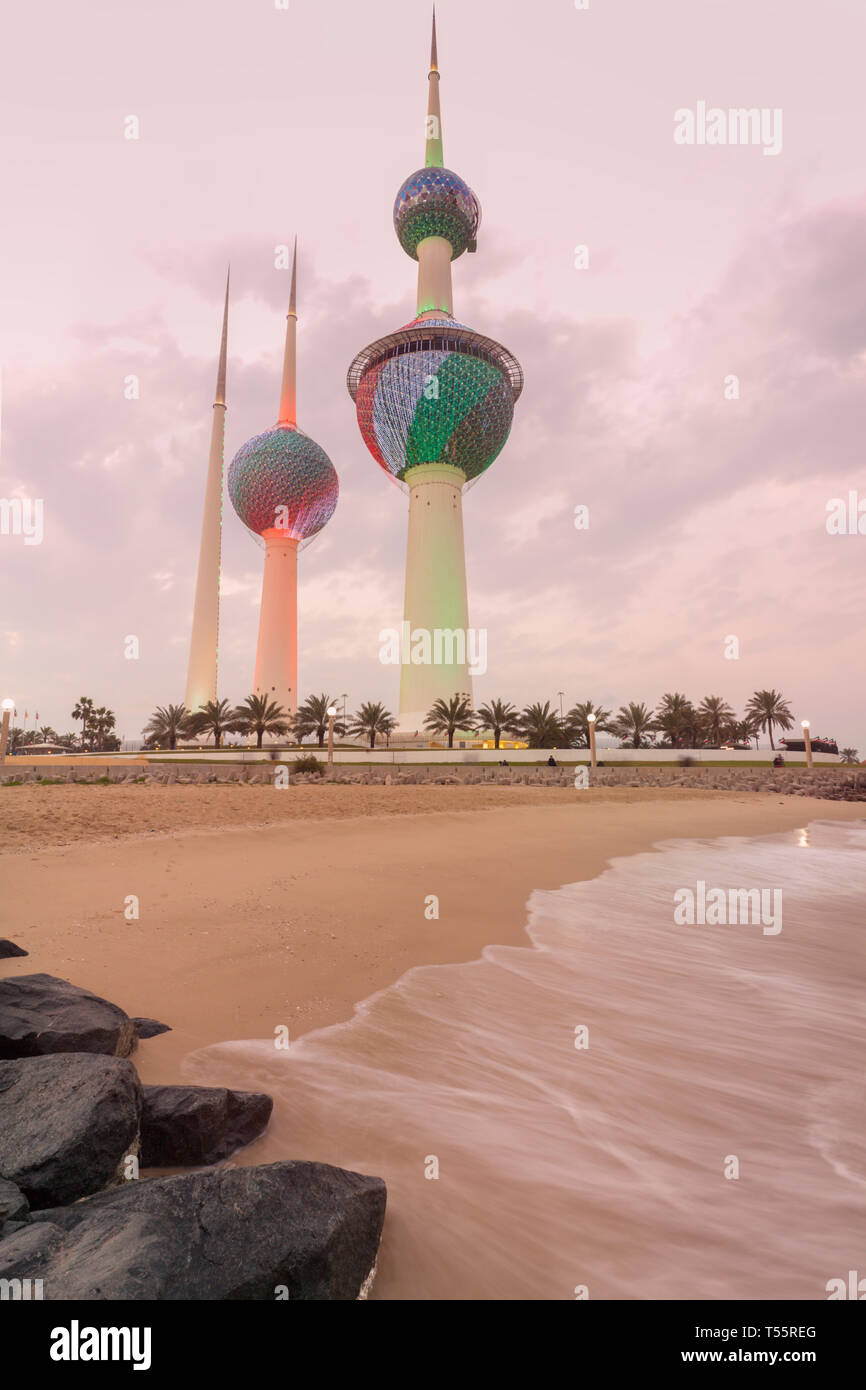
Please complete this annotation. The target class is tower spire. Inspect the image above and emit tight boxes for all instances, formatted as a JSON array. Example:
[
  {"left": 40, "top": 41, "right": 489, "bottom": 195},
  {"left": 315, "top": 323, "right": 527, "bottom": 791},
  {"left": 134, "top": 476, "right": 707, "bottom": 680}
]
[
  {"left": 425, "top": 8, "right": 443, "bottom": 168},
  {"left": 214, "top": 265, "right": 230, "bottom": 407},
  {"left": 277, "top": 236, "right": 298, "bottom": 427}
]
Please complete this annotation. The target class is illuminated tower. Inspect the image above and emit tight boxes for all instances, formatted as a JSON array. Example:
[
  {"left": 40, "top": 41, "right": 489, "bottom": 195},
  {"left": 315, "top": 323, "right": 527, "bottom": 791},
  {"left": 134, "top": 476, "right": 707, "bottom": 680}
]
[
  {"left": 185, "top": 269, "right": 230, "bottom": 715},
  {"left": 228, "top": 242, "right": 339, "bottom": 716},
  {"left": 348, "top": 10, "right": 522, "bottom": 732}
]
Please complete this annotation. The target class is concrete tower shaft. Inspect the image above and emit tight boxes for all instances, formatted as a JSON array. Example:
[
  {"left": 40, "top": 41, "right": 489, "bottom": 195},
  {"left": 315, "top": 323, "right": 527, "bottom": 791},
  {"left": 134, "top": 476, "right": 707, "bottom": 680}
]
[{"left": 185, "top": 268, "right": 230, "bottom": 715}]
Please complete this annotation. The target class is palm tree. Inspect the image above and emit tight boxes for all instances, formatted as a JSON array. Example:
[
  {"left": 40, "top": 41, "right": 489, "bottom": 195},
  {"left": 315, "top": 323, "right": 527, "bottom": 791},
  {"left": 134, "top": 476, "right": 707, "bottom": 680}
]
[
  {"left": 745, "top": 689, "right": 794, "bottom": 751},
  {"left": 654, "top": 692, "right": 698, "bottom": 748},
  {"left": 698, "top": 695, "right": 737, "bottom": 748},
  {"left": 730, "top": 718, "right": 758, "bottom": 751},
  {"left": 187, "top": 698, "right": 241, "bottom": 749},
  {"left": 7, "top": 727, "right": 25, "bottom": 752},
  {"left": 613, "top": 701, "right": 658, "bottom": 749},
  {"left": 566, "top": 700, "right": 615, "bottom": 749},
  {"left": 37, "top": 725, "right": 58, "bottom": 743},
  {"left": 840, "top": 747, "right": 859, "bottom": 764},
  {"left": 424, "top": 693, "right": 474, "bottom": 750},
  {"left": 92, "top": 707, "right": 117, "bottom": 752},
  {"left": 72, "top": 696, "right": 95, "bottom": 749},
  {"left": 142, "top": 704, "right": 192, "bottom": 751},
  {"left": 346, "top": 701, "right": 397, "bottom": 749},
  {"left": 293, "top": 693, "right": 346, "bottom": 748},
  {"left": 475, "top": 698, "right": 520, "bottom": 750},
  {"left": 515, "top": 700, "right": 565, "bottom": 749},
  {"left": 233, "top": 694, "right": 291, "bottom": 750}
]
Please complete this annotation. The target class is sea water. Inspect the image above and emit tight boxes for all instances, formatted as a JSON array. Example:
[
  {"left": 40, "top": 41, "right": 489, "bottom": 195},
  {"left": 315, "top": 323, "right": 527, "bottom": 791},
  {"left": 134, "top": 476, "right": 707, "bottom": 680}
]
[{"left": 182, "top": 820, "right": 866, "bottom": 1299}]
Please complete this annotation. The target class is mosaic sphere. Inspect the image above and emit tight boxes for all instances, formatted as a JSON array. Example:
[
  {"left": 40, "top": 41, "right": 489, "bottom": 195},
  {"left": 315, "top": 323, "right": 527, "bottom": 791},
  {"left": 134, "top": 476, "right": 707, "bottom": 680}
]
[
  {"left": 354, "top": 317, "right": 514, "bottom": 485},
  {"left": 393, "top": 167, "right": 480, "bottom": 260},
  {"left": 227, "top": 425, "right": 338, "bottom": 541}
]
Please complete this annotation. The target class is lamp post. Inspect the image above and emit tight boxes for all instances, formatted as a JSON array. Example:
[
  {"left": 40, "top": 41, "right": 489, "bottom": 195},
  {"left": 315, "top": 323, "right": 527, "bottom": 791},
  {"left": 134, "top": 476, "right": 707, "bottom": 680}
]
[
  {"left": 341, "top": 693, "right": 348, "bottom": 727},
  {"left": 0, "top": 699, "right": 14, "bottom": 763},
  {"left": 802, "top": 719, "right": 813, "bottom": 769},
  {"left": 587, "top": 711, "right": 597, "bottom": 770},
  {"left": 557, "top": 690, "right": 564, "bottom": 721},
  {"left": 326, "top": 705, "right": 337, "bottom": 772}
]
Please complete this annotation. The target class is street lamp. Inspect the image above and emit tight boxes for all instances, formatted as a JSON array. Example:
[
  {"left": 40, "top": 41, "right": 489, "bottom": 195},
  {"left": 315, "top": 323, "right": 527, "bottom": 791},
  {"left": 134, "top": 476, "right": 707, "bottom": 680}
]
[
  {"left": 801, "top": 719, "right": 813, "bottom": 769},
  {"left": 0, "top": 699, "right": 14, "bottom": 762},
  {"left": 326, "top": 706, "right": 337, "bottom": 771},
  {"left": 587, "top": 711, "right": 597, "bottom": 769},
  {"left": 341, "top": 692, "right": 348, "bottom": 726},
  {"left": 557, "top": 690, "right": 565, "bottom": 721}
]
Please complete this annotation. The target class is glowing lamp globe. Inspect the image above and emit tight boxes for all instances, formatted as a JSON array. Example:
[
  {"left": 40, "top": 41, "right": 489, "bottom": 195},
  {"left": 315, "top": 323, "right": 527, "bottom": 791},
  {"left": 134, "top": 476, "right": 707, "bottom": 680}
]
[
  {"left": 393, "top": 168, "right": 480, "bottom": 260},
  {"left": 228, "top": 425, "right": 338, "bottom": 544},
  {"left": 349, "top": 317, "right": 520, "bottom": 489},
  {"left": 1, "top": 699, "right": 14, "bottom": 712}
]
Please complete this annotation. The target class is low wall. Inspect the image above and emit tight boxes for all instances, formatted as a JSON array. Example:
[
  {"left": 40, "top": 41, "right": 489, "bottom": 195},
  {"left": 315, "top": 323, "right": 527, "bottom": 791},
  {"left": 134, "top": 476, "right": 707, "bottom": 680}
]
[{"left": 132, "top": 748, "right": 840, "bottom": 766}]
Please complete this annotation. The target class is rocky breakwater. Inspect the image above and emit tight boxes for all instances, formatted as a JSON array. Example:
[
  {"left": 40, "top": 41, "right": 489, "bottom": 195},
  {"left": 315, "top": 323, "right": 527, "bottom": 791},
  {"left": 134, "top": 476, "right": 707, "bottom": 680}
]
[
  {"left": 2, "top": 760, "right": 864, "bottom": 800},
  {"left": 0, "top": 963, "right": 385, "bottom": 1299}
]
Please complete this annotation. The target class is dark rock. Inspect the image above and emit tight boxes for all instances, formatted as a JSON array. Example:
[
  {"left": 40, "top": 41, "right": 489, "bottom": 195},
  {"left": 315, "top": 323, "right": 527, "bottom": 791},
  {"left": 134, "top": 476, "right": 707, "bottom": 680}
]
[
  {"left": 131, "top": 1017, "right": 171, "bottom": 1040},
  {"left": 0, "top": 973, "right": 136, "bottom": 1058},
  {"left": 17, "top": 1161, "right": 386, "bottom": 1299},
  {"left": 140, "top": 1085, "right": 273, "bottom": 1167},
  {"left": 0, "top": 1222, "right": 64, "bottom": 1288},
  {"left": 0, "top": 940, "right": 27, "bottom": 959},
  {"left": 0, "top": 1177, "right": 29, "bottom": 1229},
  {"left": 0, "top": 1053, "right": 142, "bottom": 1209}
]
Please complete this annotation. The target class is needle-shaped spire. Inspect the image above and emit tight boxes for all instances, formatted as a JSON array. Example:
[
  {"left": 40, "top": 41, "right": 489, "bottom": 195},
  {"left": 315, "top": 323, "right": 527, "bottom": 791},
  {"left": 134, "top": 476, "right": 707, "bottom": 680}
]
[
  {"left": 425, "top": 8, "right": 443, "bottom": 168},
  {"left": 278, "top": 237, "right": 298, "bottom": 427},
  {"left": 214, "top": 266, "right": 230, "bottom": 407}
]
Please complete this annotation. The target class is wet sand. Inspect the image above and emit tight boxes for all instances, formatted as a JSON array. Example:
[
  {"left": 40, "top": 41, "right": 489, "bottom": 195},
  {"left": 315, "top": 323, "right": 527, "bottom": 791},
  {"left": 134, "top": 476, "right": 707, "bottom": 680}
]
[{"left": 0, "top": 784, "right": 862, "bottom": 1086}]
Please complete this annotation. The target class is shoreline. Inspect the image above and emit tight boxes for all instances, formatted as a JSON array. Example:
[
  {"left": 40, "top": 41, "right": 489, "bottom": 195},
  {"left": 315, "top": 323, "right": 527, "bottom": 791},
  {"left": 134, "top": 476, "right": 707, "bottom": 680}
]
[{"left": 2, "top": 787, "right": 864, "bottom": 1088}]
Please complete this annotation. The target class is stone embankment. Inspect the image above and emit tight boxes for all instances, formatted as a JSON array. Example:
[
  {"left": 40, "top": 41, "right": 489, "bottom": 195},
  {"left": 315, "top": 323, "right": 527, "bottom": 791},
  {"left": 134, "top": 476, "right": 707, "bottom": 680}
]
[{"left": 1, "top": 762, "right": 864, "bottom": 799}]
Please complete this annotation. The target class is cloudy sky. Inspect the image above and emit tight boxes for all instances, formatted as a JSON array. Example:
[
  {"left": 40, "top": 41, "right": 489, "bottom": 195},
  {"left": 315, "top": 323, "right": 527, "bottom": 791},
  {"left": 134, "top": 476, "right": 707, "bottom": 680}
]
[{"left": 1, "top": 0, "right": 864, "bottom": 748}]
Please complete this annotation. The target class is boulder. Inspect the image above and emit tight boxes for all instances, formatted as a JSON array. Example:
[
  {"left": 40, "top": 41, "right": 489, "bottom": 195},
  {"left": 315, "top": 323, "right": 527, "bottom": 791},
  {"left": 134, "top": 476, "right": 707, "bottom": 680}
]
[
  {"left": 131, "top": 1017, "right": 171, "bottom": 1040},
  {"left": 0, "top": 940, "right": 28, "bottom": 959},
  {"left": 0, "top": 1177, "right": 29, "bottom": 1230},
  {"left": 0, "top": 973, "right": 136, "bottom": 1058},
  {"left": 0, "top": 1053, "right": 142, "bottom": 1209},
  {"left": 14, "top": 1161, "right": 386, "bottom": 1300},
  {"left": 140, "top": 1085, "right": 273, "bottom": 1167}
]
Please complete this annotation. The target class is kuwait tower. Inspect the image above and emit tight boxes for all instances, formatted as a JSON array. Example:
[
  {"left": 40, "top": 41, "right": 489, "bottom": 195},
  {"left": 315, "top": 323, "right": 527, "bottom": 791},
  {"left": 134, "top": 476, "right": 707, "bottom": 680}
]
[
  {"left": 228, "top": 243, "right": 339, "bottom": 715},
  {"left": 185, "top": 270, "right": 230, "bottom": 715},
  {"left": 348, "top": 10, "right": 522, "bottom": 732}
]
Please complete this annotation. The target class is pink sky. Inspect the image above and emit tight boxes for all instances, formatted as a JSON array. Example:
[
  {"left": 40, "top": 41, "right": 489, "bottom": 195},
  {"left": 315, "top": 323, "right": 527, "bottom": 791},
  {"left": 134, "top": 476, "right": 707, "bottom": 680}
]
[{"left": 1, "top": 0, "right": 864, "bottom": 749}]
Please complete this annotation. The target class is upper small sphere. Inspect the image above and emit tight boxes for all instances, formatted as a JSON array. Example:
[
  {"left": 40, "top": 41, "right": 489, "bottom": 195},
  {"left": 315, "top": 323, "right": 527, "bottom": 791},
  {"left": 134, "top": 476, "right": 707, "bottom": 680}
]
[
  {"left": 393, "top": 167, "right": 480, "bottom": 260},
  {"left": 227, "top": 425, "right": 338, "bottom": 541}
]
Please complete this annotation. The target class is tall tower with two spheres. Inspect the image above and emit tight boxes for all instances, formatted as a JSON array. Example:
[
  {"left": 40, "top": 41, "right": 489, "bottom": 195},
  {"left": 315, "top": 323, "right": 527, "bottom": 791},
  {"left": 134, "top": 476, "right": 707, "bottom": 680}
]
[
  {"left": 185, "top": 246, "right": 339, "bottom": 719},
  {"left": 348, "top": 11, "right": 523, "bottom": 731},
  {"left": 228, "top": 242, "right": 339, "bottom": 716}
]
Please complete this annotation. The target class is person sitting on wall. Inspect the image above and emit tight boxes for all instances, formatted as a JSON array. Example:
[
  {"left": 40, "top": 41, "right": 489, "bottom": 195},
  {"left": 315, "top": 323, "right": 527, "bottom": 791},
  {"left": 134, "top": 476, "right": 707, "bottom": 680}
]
[
  {"left": 547, "top": 755, "right": 557, "bottom": 767},
  {"left": 773, "top": 754, "right": 784, "bottom": 768}
]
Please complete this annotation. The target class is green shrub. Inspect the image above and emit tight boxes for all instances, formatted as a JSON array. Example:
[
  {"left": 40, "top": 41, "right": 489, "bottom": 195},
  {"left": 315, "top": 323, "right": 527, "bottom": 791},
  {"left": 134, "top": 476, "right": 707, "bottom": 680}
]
[{"left": 293, "top": 754, "right": 325, "bottom": 776}]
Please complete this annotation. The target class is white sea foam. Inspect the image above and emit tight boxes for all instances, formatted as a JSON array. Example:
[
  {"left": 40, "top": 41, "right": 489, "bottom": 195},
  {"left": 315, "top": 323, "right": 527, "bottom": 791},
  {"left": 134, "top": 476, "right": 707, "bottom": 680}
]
[{"left": 182, "top": 820, "right": 866, "bottom": 1299}]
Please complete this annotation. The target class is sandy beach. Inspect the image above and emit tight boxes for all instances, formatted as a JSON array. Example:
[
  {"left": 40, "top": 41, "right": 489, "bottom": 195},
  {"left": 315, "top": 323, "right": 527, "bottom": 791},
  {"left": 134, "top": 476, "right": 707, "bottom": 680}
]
[{"left": 1, "top": 784, "right": 863, "bottom": 1086}]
